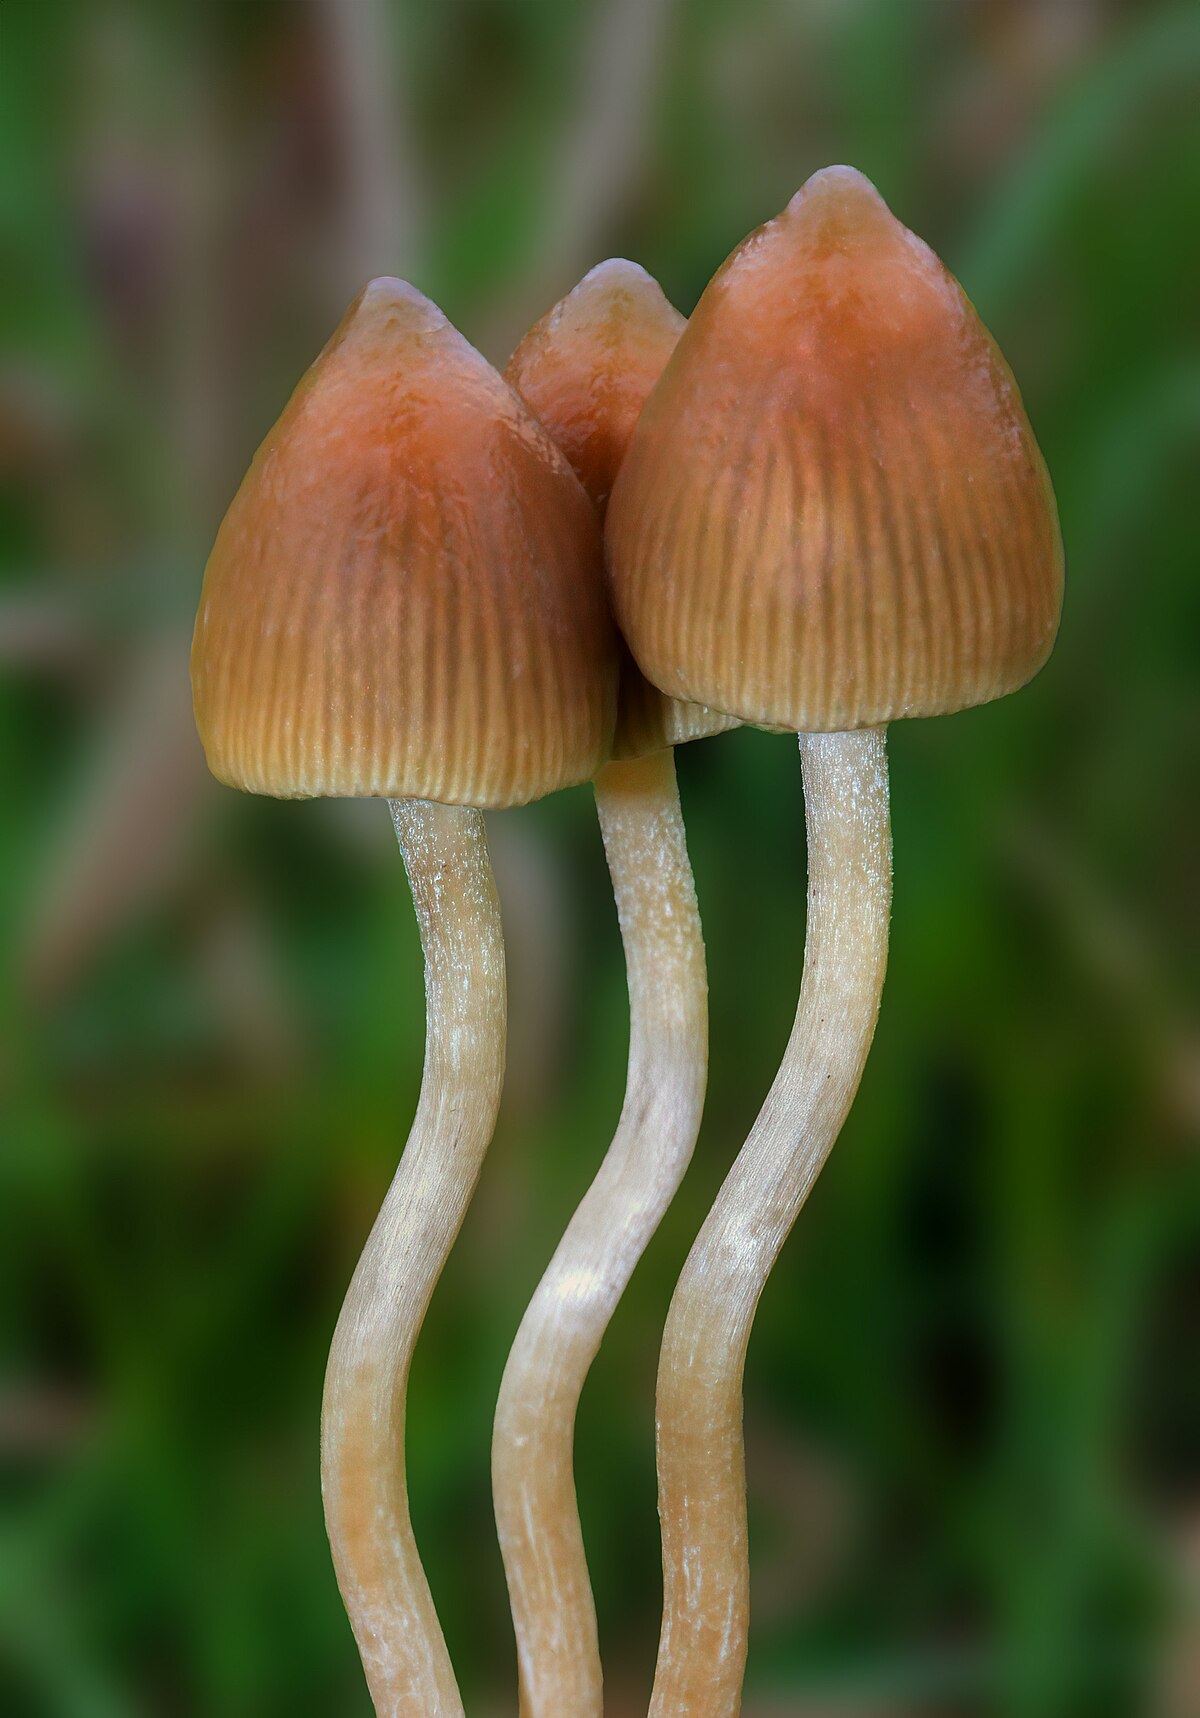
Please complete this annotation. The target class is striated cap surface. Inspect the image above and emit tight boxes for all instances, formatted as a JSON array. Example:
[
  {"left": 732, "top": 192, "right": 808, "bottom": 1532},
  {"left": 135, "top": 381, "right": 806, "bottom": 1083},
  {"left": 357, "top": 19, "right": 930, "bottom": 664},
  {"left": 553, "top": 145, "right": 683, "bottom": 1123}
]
[
  {"left": 507, "top": 260, "right": 736, "bottom": 759},
  {"left": 606, "top": 167, "right": 1064, "bottom": 732},
  {"left": 192, "top": 279, "right": 616, "bottom": 806}
]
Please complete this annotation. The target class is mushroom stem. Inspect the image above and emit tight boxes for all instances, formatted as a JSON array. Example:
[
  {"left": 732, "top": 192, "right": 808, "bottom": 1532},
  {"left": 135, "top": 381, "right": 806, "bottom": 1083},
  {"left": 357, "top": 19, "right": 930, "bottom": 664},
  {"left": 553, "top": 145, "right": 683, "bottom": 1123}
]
[
  {"left": 493, "top": 747, "right": 708, "bottom": 1718},
  {"left": 651, "top": 727, "right": 891, "bottom": 1717},
  {"left": 322, "top": 797, "right": 506, "bottom": 1718}
]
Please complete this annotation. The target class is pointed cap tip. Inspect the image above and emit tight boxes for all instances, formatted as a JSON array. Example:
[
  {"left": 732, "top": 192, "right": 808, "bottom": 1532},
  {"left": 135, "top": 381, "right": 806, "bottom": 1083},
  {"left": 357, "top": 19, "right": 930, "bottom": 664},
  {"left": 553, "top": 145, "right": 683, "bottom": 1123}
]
[
  {"left": 784, "top": 165, "right": 893, "bottom": 230},
  {"left": 577, "top": 257, "right": 658, "bottom": 292},
  {"left": 551, "top": 258, "right": 682, "bottom": 329},
  {"left": 346, "top": 276, "right": 451, "bottom": 335},
  {"left": 794, "top": 163, "right": 880, "bottom": 196}
]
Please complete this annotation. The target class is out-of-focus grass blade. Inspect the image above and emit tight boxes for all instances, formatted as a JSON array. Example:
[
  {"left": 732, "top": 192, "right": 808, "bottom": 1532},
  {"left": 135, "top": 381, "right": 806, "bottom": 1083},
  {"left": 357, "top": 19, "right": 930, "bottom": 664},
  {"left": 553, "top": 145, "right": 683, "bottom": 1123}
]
[{"left": 960, "top": 5, "right": 1200, "bottom": 314}]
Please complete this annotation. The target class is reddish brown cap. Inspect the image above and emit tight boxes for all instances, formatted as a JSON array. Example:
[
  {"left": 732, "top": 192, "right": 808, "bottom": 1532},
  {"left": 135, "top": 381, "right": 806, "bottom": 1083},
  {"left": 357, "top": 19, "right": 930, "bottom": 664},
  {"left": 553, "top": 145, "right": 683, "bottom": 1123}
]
[
  {"left": 607, "top": 167, "right": 1064, "bottom": 732},
  {"left": 507, "top": 260, "right": 737, "bottom": 759},
  {"left": 192, "top": 279, "right": 617, "bottom": 807}
]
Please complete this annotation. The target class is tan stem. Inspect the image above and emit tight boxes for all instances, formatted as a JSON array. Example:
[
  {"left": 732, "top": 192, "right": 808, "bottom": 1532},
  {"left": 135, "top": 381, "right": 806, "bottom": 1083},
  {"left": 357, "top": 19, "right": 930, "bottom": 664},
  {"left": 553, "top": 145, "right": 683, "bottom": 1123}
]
[
  {"left": 322, "top": 798, "right": 506, "bottom": 1718},
  {"left": 650, "top": 728, "right": 892, "bottom": 1717},
  {"left": 493, "top": 748, "right": 709, "bottom": 1718}
]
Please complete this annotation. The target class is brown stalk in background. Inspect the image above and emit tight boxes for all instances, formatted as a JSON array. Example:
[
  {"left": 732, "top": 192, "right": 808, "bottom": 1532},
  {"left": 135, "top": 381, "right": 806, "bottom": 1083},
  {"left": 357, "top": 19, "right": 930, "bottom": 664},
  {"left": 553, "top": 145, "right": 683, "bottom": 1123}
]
[
  {"left": 477, "top": 0, "right": 677, "bottom": 361},
  {"left": 607, "top": 166, "right": 1065, "bottom": 1714}
]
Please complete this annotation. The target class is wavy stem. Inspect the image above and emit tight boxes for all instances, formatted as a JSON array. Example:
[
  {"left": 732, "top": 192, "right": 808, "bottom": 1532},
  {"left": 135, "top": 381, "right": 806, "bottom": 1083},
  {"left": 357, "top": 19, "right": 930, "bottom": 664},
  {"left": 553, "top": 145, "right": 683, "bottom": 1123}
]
[
  {"left": 494, "top": 747, "right": 708, "bottom": 1717},
  {"left": 322, "top": 798, "right": 506, "bottom": 1718},
  {"left": 651, "top": 727, "right": 892, "bottom": 1717}
]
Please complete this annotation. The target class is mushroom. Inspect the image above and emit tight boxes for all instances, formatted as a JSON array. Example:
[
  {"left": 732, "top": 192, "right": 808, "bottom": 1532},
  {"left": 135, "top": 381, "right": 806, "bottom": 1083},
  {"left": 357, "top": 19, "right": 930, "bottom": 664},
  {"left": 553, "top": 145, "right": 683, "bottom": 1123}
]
[
  {"left": 494, "top": 260, "right": 735, "bottom": 1717},
  {"left": 606, "top": 167, "right": 1065, "bottom": 1713},
  {"left": 190, "top": 279, "right": 616, "bottom": 1716}
]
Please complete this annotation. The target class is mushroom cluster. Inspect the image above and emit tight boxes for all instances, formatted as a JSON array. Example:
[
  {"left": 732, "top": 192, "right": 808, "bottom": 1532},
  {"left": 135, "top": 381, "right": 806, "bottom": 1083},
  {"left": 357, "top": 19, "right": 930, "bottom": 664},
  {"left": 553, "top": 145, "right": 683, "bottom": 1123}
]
[{"left": 192, "top": 167, "right": 1063, "bottom": 1717}]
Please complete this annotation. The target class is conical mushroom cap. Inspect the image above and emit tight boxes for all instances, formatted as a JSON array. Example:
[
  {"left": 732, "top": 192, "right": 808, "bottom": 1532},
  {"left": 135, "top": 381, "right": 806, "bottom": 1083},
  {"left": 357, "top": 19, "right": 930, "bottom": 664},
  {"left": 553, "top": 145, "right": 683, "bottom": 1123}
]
[
  {"left": 192, "top": 279, "right": 616, "bottom": 807},
  {"left": 607, "top": 167, "right": 1064, "bottom": 732},
  {"left": 507, "top": 260, "right": 736, "bottom": 759}
]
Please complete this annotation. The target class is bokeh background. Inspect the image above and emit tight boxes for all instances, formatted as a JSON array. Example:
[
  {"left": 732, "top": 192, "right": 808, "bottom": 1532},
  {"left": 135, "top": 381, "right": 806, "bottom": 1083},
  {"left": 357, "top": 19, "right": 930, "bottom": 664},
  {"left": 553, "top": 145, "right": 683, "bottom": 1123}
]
[{"left": 3, "top": 1, "right": 1198, "bottom": 1713}]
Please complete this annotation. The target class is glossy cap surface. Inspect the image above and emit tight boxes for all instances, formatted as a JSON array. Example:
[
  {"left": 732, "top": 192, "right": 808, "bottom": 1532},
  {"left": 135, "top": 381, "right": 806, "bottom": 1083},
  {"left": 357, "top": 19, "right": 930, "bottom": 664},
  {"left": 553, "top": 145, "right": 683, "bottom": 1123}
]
[
  {"left": 192, "top": 279, "right": 616, "bottom": 806},
  {"left": 607, "top": 167, "right": 1064, "bottom": 731},
  {"left": 507, "top": 260, "right": 736, "bottom": 759}
]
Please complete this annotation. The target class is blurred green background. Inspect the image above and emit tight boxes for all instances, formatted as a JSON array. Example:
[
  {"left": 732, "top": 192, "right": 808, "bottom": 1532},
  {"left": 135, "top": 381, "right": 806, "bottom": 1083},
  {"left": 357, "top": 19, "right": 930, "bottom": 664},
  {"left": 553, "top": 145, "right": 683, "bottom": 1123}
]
[{"left": 3, "top": 1, "right": 1198, "bottom": 1714}]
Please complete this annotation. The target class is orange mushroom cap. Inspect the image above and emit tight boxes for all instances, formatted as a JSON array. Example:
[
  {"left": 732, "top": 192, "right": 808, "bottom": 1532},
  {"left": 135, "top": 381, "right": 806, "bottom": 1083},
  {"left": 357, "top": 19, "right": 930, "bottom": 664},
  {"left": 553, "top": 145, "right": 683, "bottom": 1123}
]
[
  {"left": 606, "top": 167, "right": 1064, "bottom": 733},
  {"left": 507, "top": 260, "right": 737, "bottom": 759},
  {"left": 192, "top": 278, "right": 617, "bottom": 807}
]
